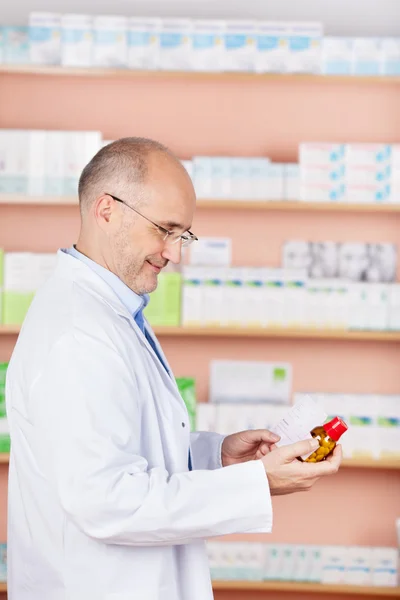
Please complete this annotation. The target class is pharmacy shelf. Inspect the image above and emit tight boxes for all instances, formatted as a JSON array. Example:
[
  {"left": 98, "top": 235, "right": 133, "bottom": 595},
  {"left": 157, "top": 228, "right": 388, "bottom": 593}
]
[
  {"left": 211, "top": 581, "right": 400, "bottom": 596},
  {"left": 0, "top": 194, "right": 77, "bottom": 206},
  {"left": 0, "top": 583, "right": 6, "bottom": 593},
  {"left": 0, "top": 454, "right": 396, "bottom": 469},
  {"left": 2, "top": 196, "right": 400, "bottom": 213},
  {"left": 1, "top": 324, "right": 400, "bottom": 342},
  {"left": 196, "top": 200, "right": 400, "bottom": 213},
  {"left": 153, "top": 326, "right": 400, "bottom": 342},
  {"left": 1, "top": 65, "right": 400, "bottom": 85}
]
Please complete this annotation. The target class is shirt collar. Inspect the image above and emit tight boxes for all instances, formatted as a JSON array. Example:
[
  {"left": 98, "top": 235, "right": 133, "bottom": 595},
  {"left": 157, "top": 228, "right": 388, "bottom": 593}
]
[{"left": 63, "top": 247, "right": 149, "bottom": 318}]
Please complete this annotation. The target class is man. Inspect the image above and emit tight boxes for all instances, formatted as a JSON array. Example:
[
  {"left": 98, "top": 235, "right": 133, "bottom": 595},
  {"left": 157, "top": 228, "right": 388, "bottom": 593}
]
[{"left": 6, "top": 138, "right": 341, "bottom": 600}]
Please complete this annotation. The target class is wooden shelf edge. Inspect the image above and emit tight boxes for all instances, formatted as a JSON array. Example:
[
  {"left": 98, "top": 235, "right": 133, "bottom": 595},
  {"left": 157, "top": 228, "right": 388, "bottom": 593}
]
[
  {"left": 1, "top": 196, "right": 400, "bottom": 213},
  {"left": 0, "top": 455, "right": 9, "bottom": 464},
  {"left": 153, "top": 326, "right": 400, "bottom": 342},
  {"left": 211, "top": 580, "right": 400, "bottom": 596},
  {"left": 2, "top": 325, "right": 400, "bottom": 342},
  {"left": 1, "top": 65, "right": 400, "bottom": 85},
  {"left": 0, "top": 583, "right": 6, "bottom": 592}
]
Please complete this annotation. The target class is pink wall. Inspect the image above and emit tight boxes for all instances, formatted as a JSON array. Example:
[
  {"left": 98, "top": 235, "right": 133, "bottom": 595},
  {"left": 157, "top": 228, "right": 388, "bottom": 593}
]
[{"left": 0, "top": 71, "right": 399, "bottom": 599}]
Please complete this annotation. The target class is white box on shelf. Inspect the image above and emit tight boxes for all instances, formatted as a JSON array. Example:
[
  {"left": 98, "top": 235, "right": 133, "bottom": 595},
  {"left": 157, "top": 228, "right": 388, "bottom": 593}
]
[
  {"left": 352, "top": 38, "right": 382, "bottom": 75},
  {"left": 210, "top": 157, "right": 232, "bottom": 199},
  {"left": 230, "top": 158, "right": 251, "bottom": 200},
  {"left": 345, "top": 183, "right": 391, "bottom": 204},
  {"left": 44, "top": 131, "right": 65, "bottom": 196},
  {"left": 381, "top": 38, "right": 400, "bottom": 76},
  {"left": 262, "top": 268, "right": 285, "bottom": 327},
  {"left": 242, "top": 267, "right": 265, "bottom": 327},
  {"left": 345, "top": 143, "right": 392, "bottom": 167},
  {"left": 202, "top": 267, "right": 226, "bottom": 326},
  {"left": 29, "top": 12, "right": 61, "bottom": 65},
  {"left": 299, "top": 142, "right": 346, "bottom": 166},
  {"left": 195, "top": 402, "right": 217, "bottom": 432},
  {"left": 93, "top": 15, "right": 127, "bottom": 68},
  {"left": 371, "top": 547, "right": 399, "bottom": 587},
  {"left": 301, "top": 164, "right": 345, "bottom": 186},
  {"left": 27, "top": 130, "right": 46, "bottom": 196},
  {"left": 248, "top": 158, "right": 271, "bottom": 200},
  {"left": 377, "top": 395, "right": 400, "bottom": 459},
  {"left": 347, "top": 394, "right": 379, "bottom": 459},
  {"left": 3, "top": 26, "right": 30, "bottom": 64},
  {"left": 286, "top": 22, "right": 323, "bottom": 74},
  {"left": 255, "top": 21, "right": 289, "bottom": 73},
  {"left": 284, "top": 163, "right": 300, "bottom": 200},
  {"left": 321, "top": 546, "right": 348, "bottom": 584},
  {"left": 345, "top": 547, "right": 372, "bottom": 586},
  {"left": 264, "top": 545, "right": 285, "bottom": 580},
  {"left": 191, "top": 20, "right": 225, "bottom": 72},
  {"left": 61, "top": 14, "right": 93, "bottom": 67},
  {"left": 301, "top": 183, "right": 346, "bottom": 203},
  {"left": 308, "top": 546, "right": 324, "bottom": 583},
  {"left": 0, "top": 28, "right": 4, "bottom": 64},
  {"left": 265, "top": 163, "right": 285, "bottom": 199},
  {"left": 127, "top": 17, "right": 160, "bottom": 70},
  {"left": 189, "top": 238, "right": 231, "bottom": 267},
  {"left": 223, "top": 267, "right": 244, "bottom": 326},
  {"left": 223, "top": 20, "right": 257, "bottom": 72},
  {"left": 157, "top": 18, "right": 192, "bottom": 71},
  {"left": 388, "top": 284, "right": 400, "bottom": 330},
  {"left": 322, "top": 37, "right": 353, "bottom": 75},
  {"left": 0, "top": 130, "right": 29, "bottom": 195},
  {"left": 193, "top": 156, "right": 213, "bottom": 198},
  {"left": 282, "top": 269, "right": 307, "bottom": 327},
  {"left": 181, "top": 266, "right": 204, "bottom": 326}
]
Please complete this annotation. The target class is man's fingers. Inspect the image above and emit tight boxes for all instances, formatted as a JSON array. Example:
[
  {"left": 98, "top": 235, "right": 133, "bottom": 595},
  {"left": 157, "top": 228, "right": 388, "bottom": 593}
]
[
  {"left": 279, "top": 438, "right": 320, "bottom": 462},
  {"left": 246, "top": 429, "right": 280, "bottom": 444}
]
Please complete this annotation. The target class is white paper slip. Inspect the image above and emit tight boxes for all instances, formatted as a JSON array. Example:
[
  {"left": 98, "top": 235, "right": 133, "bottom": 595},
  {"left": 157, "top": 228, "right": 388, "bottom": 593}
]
[{"left": 271, "top": 396, "right": 327, "bottom": 459}]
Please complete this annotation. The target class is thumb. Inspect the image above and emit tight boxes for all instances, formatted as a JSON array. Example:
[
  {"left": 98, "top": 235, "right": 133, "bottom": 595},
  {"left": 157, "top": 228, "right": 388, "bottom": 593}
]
[
  {"left": 279, "top": 438, "right": 320, "bottom": 462},
  {"left": 244, "top": 429, "right": 280, "bottom": 444}
]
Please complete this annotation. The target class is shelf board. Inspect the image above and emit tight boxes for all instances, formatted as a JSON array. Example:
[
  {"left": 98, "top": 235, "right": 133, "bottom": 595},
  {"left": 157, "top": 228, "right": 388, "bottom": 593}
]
[
  {"left": 196, "top": 200, "right": 400, "bottom": 213},
  {"left": 1, "top": 65, "right": 400, "bottom": 85},
  {"left": 0, "top": 453, "right": 396, "bottom": 469},
  {"left": 0, "top": 194, "right": 77, "bottom": 206},
  {"left": 152, "top": 326, "right": 400, "bottom": 342},
  {"left": 212, "top": 580, "right": 400, "bottom": 596},
  {"left": 1, "top": 196, "right": 400, "bottom": 213},
  {"left": 2, "top": 325, "right": 400, "bottom": 342},
  {"left": 0, "top": 583, "right": 6, "bottom": 592}
]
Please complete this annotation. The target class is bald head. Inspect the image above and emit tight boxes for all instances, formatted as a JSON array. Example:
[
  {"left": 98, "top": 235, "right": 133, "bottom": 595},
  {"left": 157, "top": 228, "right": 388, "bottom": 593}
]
[{"left": 78, "top": 137, "right": 183, "bottom": 214}]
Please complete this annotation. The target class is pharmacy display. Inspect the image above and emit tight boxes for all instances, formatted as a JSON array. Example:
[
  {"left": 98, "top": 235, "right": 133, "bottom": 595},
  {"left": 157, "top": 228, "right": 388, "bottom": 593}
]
[
  {"left": 207, "top": 541, "right": 399, "bottom": 587},
  {"left": 0, "top": 13, "right": 399, "bottom": 76}
]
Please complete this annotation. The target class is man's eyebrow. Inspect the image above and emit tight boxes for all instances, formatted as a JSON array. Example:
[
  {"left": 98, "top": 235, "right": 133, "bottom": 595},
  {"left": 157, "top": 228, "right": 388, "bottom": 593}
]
[{"left": 160, "top": 220, "right": 191, "bottom": 230}]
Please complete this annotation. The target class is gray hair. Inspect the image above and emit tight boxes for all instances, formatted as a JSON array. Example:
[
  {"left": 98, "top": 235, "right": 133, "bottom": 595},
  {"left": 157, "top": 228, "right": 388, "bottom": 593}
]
[{"left": 78, "top": 136, "right": 174, "bottom": 214}]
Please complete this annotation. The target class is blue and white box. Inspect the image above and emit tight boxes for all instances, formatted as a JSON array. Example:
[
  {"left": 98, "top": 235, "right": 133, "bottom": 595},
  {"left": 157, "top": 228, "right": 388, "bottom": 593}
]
[
  {"left": 127, "top": 17, "right": 160, "bottom": 70},
  {"left": 27, "top": 130, "right": 46, "bottom": 196},
  {"left": 223, "top": 20, "right": 257, "bottom": 72},
  {"left": 255, "top": 21, "right": 289, "bottom": 73},
  {"left": 352, "top": 38, "right": 382, "bottom": 75},
  {"left": 29, "top": 12, "right": 61, "bottom": 65},
  {"left": 193, "top": 156, "right": 213, "bottom": 198},
  {"left": 266, "top": 163, "right": 285, "bottom": 199},
  {"left": 0, "top": 543, "right": 6, "bottom": 583},
  {"left": 346, "top": 143, "right": 392, "bottom": 167},
  {"left": 381, "top": 38, "right": 400, "bottom": 76},
  {"left": 248, "top": 158, "right": 271, "bottom": 200},
  {"left": 230, "top": 158, "right": 251, "bottom": 199},
  {"left": 284, "top": 163, "right": 300, "bottom": 200},
  {"left": 3, "top": 26, "right": 29, "bottom": 64},
  {"left": 0, "top": 130, "right": 29, "bottom": 194},
  {"left": 300, "top": 143, "right": 346, "bottom": 166},
  {"left": 191, "top": 19, "right": 225, "bottom": 72},
  {"left": 322, "top": 37, "right": 353, "bottom": 75},
  {"left": 287, "top": 22, "right": 323, "bottom": 74},
  {"left": 300, "top": 183, "right": 346, "bottom": 203},
  {"left": 157, "top": 18, "right": 192, "bottom": 71},
  {"left": 61, "top": 14, "right": 93, "bottom": 67},
  {"left": 211, "top": 157, "right": 232, "bottom": 199},
  {"left": 93, "top": 15, "right": 127, "bottom": 68},
  {"left": 44, "top": 131, "right": 65, "bottom": 196}
]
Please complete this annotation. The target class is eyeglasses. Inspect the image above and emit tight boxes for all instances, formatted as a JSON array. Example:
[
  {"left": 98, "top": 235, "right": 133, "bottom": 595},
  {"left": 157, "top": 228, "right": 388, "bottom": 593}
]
[{"left": 106, "top": 193, "right": 198, "bottom": 247}]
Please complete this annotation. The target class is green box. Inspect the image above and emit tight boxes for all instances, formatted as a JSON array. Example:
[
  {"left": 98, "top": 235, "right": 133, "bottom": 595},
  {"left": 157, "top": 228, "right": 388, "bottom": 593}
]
[
  {"left": 3, "top": 291, "right": 35, "bottom": 325},
  {"left": 176, "top": 377, "right": 196, "bottom": 431},
  {"left": 0, "top": 363, "right": 10, "bottom": 453},
  {"left": 0, "top": 249, "right": 3, "bottom": 324},
  {"left": 145, "top": 272, "right": 181, "bottom": 327}
]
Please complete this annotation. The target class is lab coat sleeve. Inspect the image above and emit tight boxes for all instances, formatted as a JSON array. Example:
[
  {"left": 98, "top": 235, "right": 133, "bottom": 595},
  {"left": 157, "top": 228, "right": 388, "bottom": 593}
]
[
  {"left": 189, "top": 431, "right": 224, "bottom": 470},
  {"left": 34, "top": 331, "right": 272, "bottom": 546}
]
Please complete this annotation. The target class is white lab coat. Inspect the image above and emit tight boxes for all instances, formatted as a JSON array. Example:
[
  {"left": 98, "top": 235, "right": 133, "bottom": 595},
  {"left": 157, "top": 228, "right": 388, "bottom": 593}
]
[{"left": 6, "top": 251, "right": 272, "bottom": 600}]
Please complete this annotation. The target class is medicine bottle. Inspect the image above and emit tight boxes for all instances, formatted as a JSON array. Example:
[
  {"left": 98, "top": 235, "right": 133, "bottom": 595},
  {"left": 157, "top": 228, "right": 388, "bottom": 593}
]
[{"left": 303, "top": 416, "right": 348, "bottom": 463}]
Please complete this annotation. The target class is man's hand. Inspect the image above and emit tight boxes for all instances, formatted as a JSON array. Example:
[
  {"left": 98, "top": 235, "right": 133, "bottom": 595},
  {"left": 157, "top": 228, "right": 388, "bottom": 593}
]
[
  {"left": 221, "top": 429, "right": 280, "bottom": 467},
  {"left": 261, "top": 438, "right": 342, "bottom": 495}
]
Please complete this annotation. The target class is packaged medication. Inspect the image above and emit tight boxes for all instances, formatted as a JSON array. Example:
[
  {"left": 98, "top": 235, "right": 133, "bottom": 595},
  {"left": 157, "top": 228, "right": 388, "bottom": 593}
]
[
  {"left": 377, "top": 395, "right": 400, "bottom": 458},
  {"left": 181, "top": 266, "right": 204, "bottom": 326},
  {"left": 127, "top": 17, "right": 160, "bottom": 70},
  {"left": 287, "top": 22, "right": 323, "bottom": 74},
  {"left": 3, "top": 26, "right": 29, "bottom": 64},
  {"left": 255, "top": 22, "right": 288, "bottom": 73},
  {"left": 381, "top": 39, "right": 400, "bottom": 76},
  {"left": 223, "top": 20, "right": 256, "bottom": 72},
  {"left": 0, "top": 543, "right": 6, "bottom": 582},
  {"left": 322, "top": 37, "right": 353, "bottom": 75},
  {"left": 284, "top": 164, "right": 300, "bottom": 200},
  {"left": 230, "top": 158, "right": 251, "bottom": 199},
  {"left": 300, "top": 143, "right": 346, "bottom": 166},
  {"left": 93, "top": 16, "right": 127, "bottom": 68},
  {"left": 265, "top": 163, "right": 285, "bottom": 199},
  {"left": 196, "top": 402, "right": 217, "bottom": 432},
  {"left": 303, "top": 416, "right": 347, "bottom": 462},
  {"left": 210, "top": 157, "right": 232, "bottom": 199},
  {"left": 190, "top": 238, "right": 231, "bottom": 267},
  {"left": 193, "top": 156, "right": 213, "bottom": 198},
  {"left": 157, "top": 19, "right": 192, "bottom": 71},
  {"left": 371, "top": 547, "right": 399, "bottom": 586},
  {"left": 29, "top": 12, "right": 61, "bottom": 65},
  {"left": 0, "top": 363, "right": 9, "bottom": 454},
  {"left": 248, "top": 158, "right": 271, "bottom": 200},
  {"left": 352, "top": 38, "right": 382, "bottom": 75},
  {"left": 0, "top": 28, "right": 4, "bottom": 64},
  {"left": 191, "top": 20, "right": 225, "bottom": 72},
  {"left": 61, "top": 14, "right": 93, "bottom": 67},
  {"left": 321, "top": 547, "right": 348, "bottom": 584},
  {"left": 346, "top": 143, "right": 392, "bottom": 167}
]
